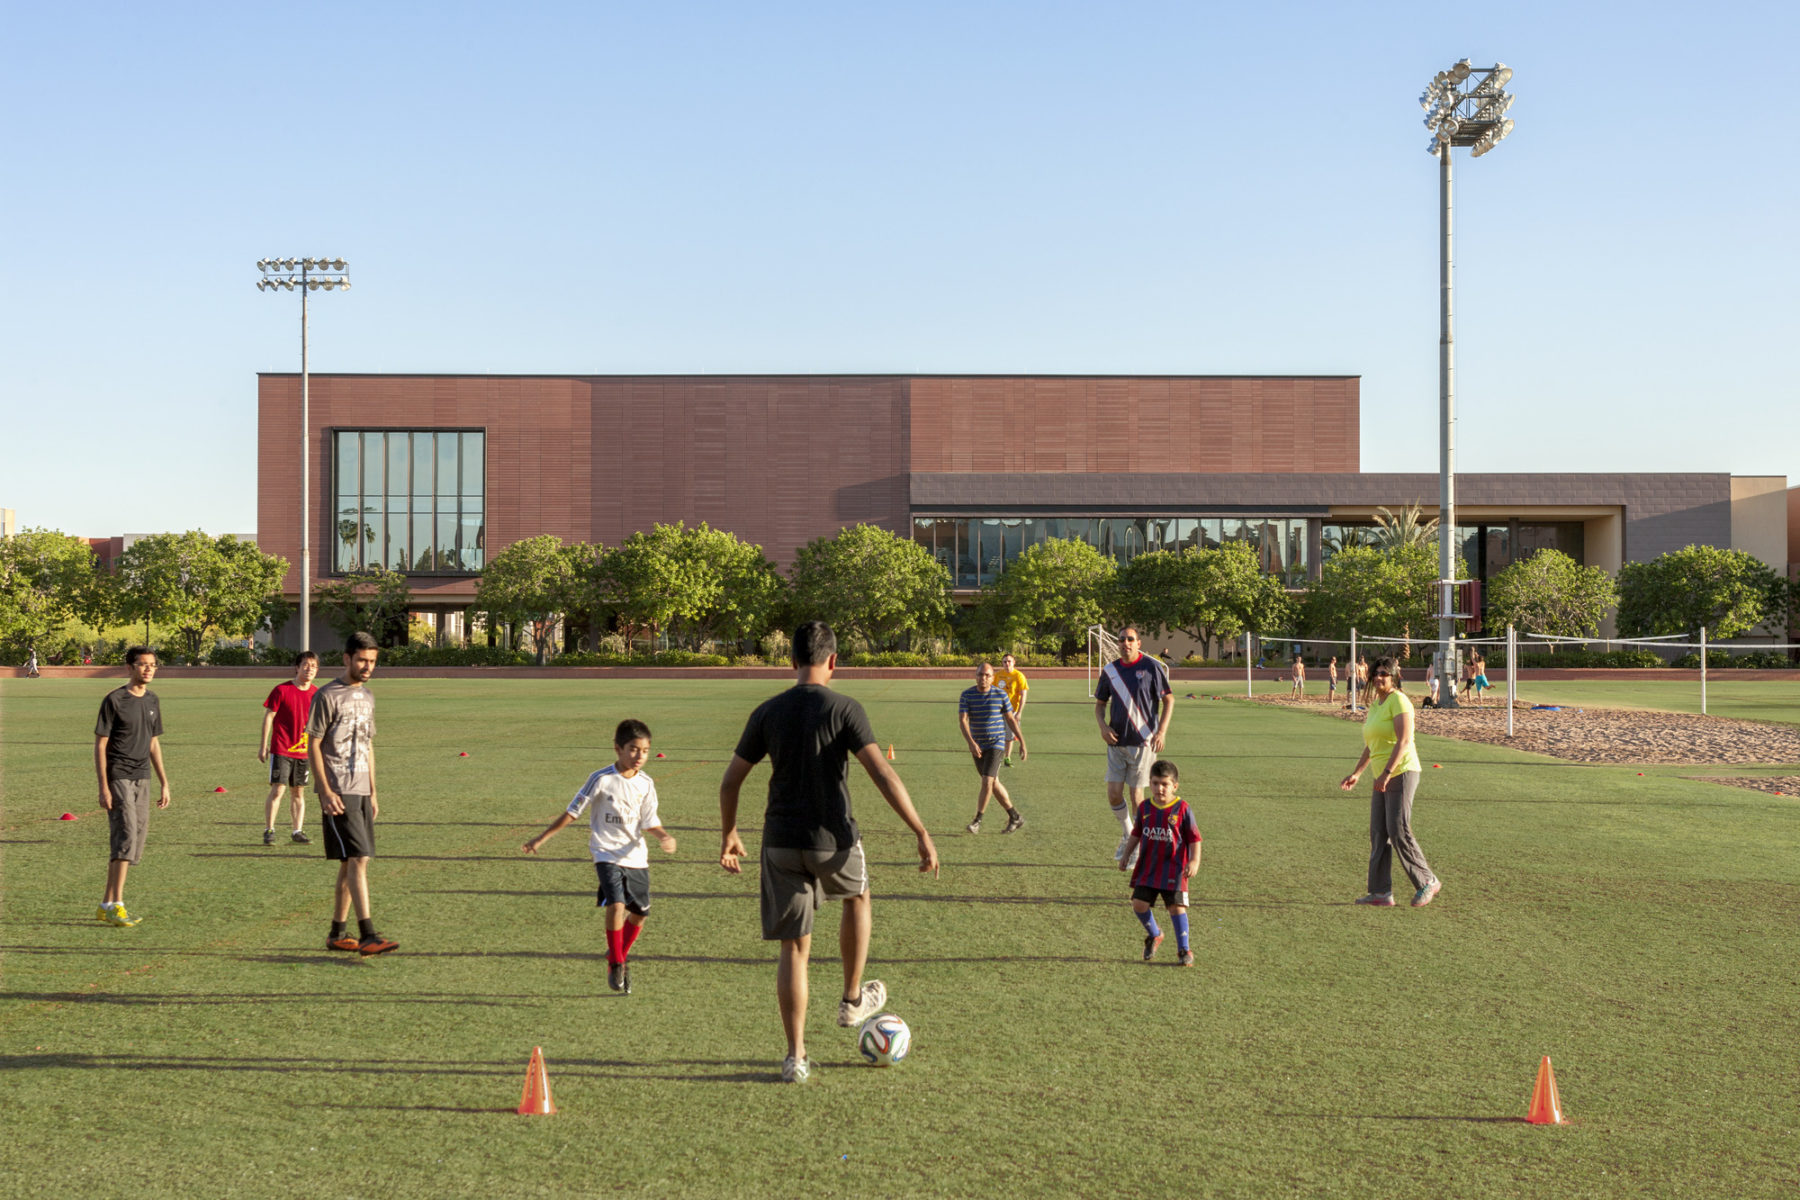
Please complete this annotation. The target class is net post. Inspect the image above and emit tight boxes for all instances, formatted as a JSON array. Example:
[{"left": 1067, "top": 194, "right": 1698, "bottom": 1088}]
[
  {"left": 1506, "top": 623, "right": 1515, "bottom": 737},
  {"left": 1700, "top": 625, "right": 1707, "bottom": 715},
  {"left": 1245, "top": 631, "right": 1253, "bottom": 698},
  {"left": 1350, "top": 627, "right": 1358, "bottom": 713}
]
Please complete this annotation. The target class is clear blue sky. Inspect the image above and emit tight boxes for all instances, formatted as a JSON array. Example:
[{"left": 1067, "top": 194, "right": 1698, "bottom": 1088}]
[{"left": 4, "top": 1, "right": 1794, "bottom": 537}]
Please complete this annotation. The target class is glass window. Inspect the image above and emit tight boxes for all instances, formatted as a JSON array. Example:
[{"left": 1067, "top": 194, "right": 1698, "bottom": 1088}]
[
  {"left": 386, "top": 512, "right": 408, "bottom": 572},
  {"left": 361, "top": 432, "right": 384, "bottom": 496},
  {"left": 413, "top": 513, "right": 433, "bottom": 571},
  {"left": 438, "top": 432, "right": 459, "bottom": 498},
  {"left": 435, "top": 511, "right": 457, "bottom": 570},
  {"left": 387, "top": 434, "right": 409, "bottom": 500},
  {"left": 953, "top": 520, "right": 977, "bottom": 588},
  {"left": 331, "top": 430, "right": 485, "bottom": 575},
  {"left": 458, "top": 510, "right": 484, "bottom": 571},
  {"left": 461, "top": 433, "right": 485, "bottom": 502},
  {"left": 414, "top": 433, "right": 435, "bottom": 499}
]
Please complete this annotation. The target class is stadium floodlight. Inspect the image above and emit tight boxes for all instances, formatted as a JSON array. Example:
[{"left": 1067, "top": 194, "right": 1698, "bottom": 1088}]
[
  {"left": 255, "top": 255, "right": 351, "bottom": 654},
  {"left": 1417, "top": 59, "right": 1516, "bottom": 707}
]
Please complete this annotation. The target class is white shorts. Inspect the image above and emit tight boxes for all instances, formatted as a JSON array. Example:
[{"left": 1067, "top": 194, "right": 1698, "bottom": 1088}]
[{"left": 1105, "top": 744, "right": 1156, "bottom": 788}]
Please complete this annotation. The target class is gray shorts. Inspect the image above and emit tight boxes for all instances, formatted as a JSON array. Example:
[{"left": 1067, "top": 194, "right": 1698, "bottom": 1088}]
[
  {"left": 973, "top": 745, "right": 1005, "bottom": 778},
  {"left": 760, "top": 841, "right": 868, "bottom": 941},
  {"left": 1105, "top": 744, "right": 1156, "bottom": 788},
  {"left": 107, "top": 778, "right": 152, "bottom": 864},
  {"left": 268, "top": 755, "right": 310, "bottom": 788}
]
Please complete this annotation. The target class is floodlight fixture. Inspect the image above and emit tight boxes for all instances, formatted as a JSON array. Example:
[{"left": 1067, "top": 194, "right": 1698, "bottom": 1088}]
[{"left": 254, "top": 254, "right": 351, "bottom": 655}]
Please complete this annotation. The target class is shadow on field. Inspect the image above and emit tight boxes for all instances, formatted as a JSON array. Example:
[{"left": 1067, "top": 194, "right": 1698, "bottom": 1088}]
[
  {"left": 0, "top": 1051, "right": 780, "bottom": 1087},
  {"left": 0, "top": 989, "right": 552, "bottom": 1007},
  {"left": 1272, "top": 1112, "right": 1524, "bottom": 1124}
]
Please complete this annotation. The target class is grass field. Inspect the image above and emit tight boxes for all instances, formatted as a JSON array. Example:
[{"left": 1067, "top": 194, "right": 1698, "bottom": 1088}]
[{"left": 4, "top": 674, "right": 1798, "bottom": 1198}]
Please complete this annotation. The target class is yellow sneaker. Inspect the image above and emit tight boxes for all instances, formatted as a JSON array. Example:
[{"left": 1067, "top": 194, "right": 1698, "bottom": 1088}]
[
  {"left": 95, "top": 905, "right": 112, "bottom": 923},
  {"left": 106, "top": 905, "right": 141, "bottom": 927}
]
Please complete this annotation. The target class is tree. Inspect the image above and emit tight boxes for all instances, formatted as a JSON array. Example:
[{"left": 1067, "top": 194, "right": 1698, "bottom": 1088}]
[
  {"left": 114, "top": 532, "right": 290, "bottom": 662},
  {"left": 1372, "top": 504, "right": 1438, "bottom": 550},
  {"left": 1109, "top": 542, "right": 1291, "bottom": 654},
  {"left": 1616, "top": 544, "right": 1783, "bottom": 641},
  {"left": 0, "top": 527, "right": 96, "bottom": 659},
  {"left": 662, "top": 523, "right": 785, "bottom": 652},
  {"left": 315, "top": 566, "right": 415, "bottom": 647},
  {"left": 1300, "top": 542, "right": 1454, "bottom": 659},
  {"left": 1485, "top": 549, "right": 1618, "bottom": 639},
  {"left": 474, "top": 535, "right": 582, "bottom": 664},
  {"left": 789, "top": 524, "right": 953, "bottom": 652},
  {"left": 978, "top": 537, "right": 1116, "bottom": 661},
  {"left": 593, "top": 528, "right": 696, "bottom": 651}
]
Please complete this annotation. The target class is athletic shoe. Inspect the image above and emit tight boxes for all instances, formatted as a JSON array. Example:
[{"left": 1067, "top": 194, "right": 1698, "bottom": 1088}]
[
  {"left": 326, "top": 936, "right": 361, "bottom": 952},
  {"left": 290, "top": 830, "right": 310, "bottom": 844},
  {"left": 357, "top": 935, "right": 399, "bottom": 956},
  {"left": 1412, "top": 880, "right": 1442, "bottom": 908},
  {"left": 780, "top": 1055, "right": 811, "bottom": 1084},
  {"left": 263, "top": 829, "right": 277, "bottom": 846},
  {"left": 607, "top": 961, "right": 626, "bottom": 992},
  {"left": 1115, "top": 831, "right": 1138, "bottom": 868},
  {"left": 1001, "top": 811, "right": 1025, "bottom": 834},
  {"left": 106, "top": 905, "right": 141, "bottom": 927},
  {"left": 95, "top": 905, "right": 112, "bottom": 923},
  {"left": 837, "top": 979, "right": 887, "bottom": 1027},
  {"left": 1002, "top": 755, "right": 1012, "bottom": 768},
  {"left": 1143, "top": 932, "right": 1163, "bottom": 961},
  {"left": 965, "top": 817, "right": 981, "bottom": 835},
  {"left": 1177, "top": 949, "right": 1194, "bottom": 967},
  {"left": 621, "top": 963, "right": 632, "bottom": 995},
  {"left": 1354, "top": 893, "right": 1397, "bottom": 907}
]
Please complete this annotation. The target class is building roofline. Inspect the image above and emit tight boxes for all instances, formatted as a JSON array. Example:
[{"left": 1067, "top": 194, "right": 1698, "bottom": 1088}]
[{"left": 254, "top": 371, "right": 1363, "bottom": 381}]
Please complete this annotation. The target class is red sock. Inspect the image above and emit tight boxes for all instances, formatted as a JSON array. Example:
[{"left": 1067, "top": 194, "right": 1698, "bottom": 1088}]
[
  {"left": 621, "top": 922, "right": 643, "bottom": 957},
  {"left": 605, "top": 927, "right": 625, "bottom": 964}
]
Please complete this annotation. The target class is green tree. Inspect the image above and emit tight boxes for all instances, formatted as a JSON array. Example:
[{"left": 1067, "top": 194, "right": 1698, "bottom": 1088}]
[
  {"left": 979, "top": 537, "right": 1116, "bottom": 662},
  {"left": 0, "top": 527, "right": 96, "bottom": 659},
  {"left": 1109, "top": 542, "right": 1290, "bottom": 652},
  {"left": 1616, "top": 544, "right": 1783, "bottom": 641},
  {"left": 474, "top": 534, "right": 582, "bottom": 664},
  {"left": 593, "top": 528, "right": 696, "bottom": 651},
  {"left": 1301, "top": 542, "right": 1453, "bottom": 659},
  {"left": 1372, "top": 504, "right": 1439, "bottom": 549},
  {"left": 1485, "top": 549, "right": 1619, "bottom": 639},
  {"left": 662, "top": 523, "right": 786, "bottom": 652},
  {"left": 114, "top": 532, "right": 290, "bottom": 662},
  {"left": 315, "top": 566, "right": 415, "bottom": 647},
  {"left": 789, "top": 524, "right": 953, "bottom": 652}
]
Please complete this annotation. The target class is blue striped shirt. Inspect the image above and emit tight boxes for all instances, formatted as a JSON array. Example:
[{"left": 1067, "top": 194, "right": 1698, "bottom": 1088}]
[{"left": 959, "top": 685, "right": 1014, "bottom": 748}]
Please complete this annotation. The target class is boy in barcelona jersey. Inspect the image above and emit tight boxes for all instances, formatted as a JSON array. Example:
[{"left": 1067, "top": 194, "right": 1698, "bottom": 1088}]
[{"left": 1118, "top": 760, "right": 1202, "bottom": 966}]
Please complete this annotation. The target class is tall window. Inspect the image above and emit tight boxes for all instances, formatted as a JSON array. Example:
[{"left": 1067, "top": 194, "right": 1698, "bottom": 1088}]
[{"left": 332, "top": 430, "right": 485, "bottom": 573}]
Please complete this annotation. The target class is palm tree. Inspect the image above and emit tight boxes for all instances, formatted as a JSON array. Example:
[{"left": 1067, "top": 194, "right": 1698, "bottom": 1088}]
[{"left": 1373, "top": 503, "right": 1439, "bottom": 550}]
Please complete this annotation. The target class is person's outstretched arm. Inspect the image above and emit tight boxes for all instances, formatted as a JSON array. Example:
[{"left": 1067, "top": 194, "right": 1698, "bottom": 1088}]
[{"left": 853, "top": 744, "right": 937, "bottom": 876}]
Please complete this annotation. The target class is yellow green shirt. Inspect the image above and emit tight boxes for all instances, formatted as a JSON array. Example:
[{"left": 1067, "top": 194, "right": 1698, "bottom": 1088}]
[
  {"left": 993, "top": 667, "right": 1028, "bottom": 712},
  {"left": 1362, "top": 690, "right": 1421, "bottom": 776}
]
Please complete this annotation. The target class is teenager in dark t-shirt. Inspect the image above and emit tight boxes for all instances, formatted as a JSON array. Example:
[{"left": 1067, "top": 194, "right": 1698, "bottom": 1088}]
[
  {"left": 94, "top": 646, "right": 171, "bottom": 927},
  {"left": 718, "top": 621, "right": 938, "bottom": 1084}
]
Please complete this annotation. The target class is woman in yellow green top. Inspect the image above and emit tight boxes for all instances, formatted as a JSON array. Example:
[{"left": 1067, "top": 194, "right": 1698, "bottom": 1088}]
[
  {"left": 1337, "top": 656, "right": 1442, "bottom": 908},
  {"left": 994, "top": 653, "right": 1028, "bottom": 767}
]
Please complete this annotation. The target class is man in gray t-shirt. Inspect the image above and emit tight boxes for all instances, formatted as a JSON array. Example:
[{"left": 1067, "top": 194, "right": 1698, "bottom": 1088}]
[{"left": 305, "top": 632, "right": 397, "bottom": 956}]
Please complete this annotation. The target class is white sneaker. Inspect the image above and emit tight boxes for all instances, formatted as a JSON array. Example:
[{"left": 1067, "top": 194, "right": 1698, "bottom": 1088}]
[
  {"left": 781, "top": 1055, "right": 811, "bottom": 1083},
  {"left": 1115, "top": 830, "right": 1138, "bottom": 868},
  {"left": 837, "top": 979, "right": 887, "bottom": 1027}
]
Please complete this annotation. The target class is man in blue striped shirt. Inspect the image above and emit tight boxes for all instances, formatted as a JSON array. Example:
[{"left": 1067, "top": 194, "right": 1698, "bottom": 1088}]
[{"left": 959, "top": 662, "right": 1027, "bottom": 834}]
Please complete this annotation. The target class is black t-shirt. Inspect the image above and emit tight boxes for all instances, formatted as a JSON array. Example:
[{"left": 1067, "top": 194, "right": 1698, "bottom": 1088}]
[
  {"left": 95, "top": 687, "right": 164, "bottom": 781},
  {"left": 733, "top": 683, "right": 877, "bottom": 851}
]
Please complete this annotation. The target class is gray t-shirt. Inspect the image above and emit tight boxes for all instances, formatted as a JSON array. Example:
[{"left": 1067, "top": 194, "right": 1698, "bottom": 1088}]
[{"left": 306, "top": 679, "right": 376, "bottom": 796}]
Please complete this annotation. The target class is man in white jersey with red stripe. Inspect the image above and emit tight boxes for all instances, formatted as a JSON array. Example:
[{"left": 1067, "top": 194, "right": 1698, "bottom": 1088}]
[{"left": 1093, "top": 626, "right": 1174, "bottom": 865}]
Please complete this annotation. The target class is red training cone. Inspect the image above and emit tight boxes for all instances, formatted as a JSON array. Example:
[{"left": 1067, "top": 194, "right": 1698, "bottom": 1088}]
[
  {"left": 214, "top": 786, "right": 228, "bottom": 793},
  {"left": 1526, "top": 1055, "right": 1565, "bottom": 1125},
  {"left": 655, "top": 753, "right": 665, "bottom": 759},
  {"left": 458, "top": 752, "right": 469, "bottom": 757},
  {"left": 886, "top": 744, "right": 895, "bottom": 761},
  {"left": 59, "top": 813, "right": 78, "bottom": 821},
  {"left": 517, "top": 1046, "right": 557, "bottom": 1115}
]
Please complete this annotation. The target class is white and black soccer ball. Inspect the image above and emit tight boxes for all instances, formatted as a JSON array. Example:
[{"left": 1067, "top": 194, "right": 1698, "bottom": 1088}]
[{"left": 857, "top": 1013, "right": 911, "bottom": 1066}]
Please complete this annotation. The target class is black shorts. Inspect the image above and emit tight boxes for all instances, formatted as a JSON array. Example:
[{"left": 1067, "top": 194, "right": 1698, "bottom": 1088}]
[
  {"left": 1131, "top": 884, "right": 1190, "bottom": 908},
  {"left": 269, "top": 755, "right": 310, "bottom": 787},
  {"left": 595, "top": 862, "right": 651, "bottom": 916},
  {"left": 973, "top": 745, "right": 1005, "bottom": 778},
  {"left": 322, "top": 794, "right": 375, "bottom": 860}
]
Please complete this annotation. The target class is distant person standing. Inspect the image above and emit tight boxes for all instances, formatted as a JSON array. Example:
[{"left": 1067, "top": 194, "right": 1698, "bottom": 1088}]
[
  {"left": 1469, "top": 650, "right": 1491, "bottom": 705},
  {"left": 1290, "top": 655, "right": 1306, "bottom": 699},
  {"left": 1354, "top": 655, "right": 1371, "bottom": 709},
  {"left": 718, "top": 621, "right": 938, "bottom": 1084},
  {"left": 94, "top": 646, "right": 170, "bottom": 927},
  {"left": 258, "top": 651, "right": 319, "bottom": 845},
  {"left": 959, "top": 661, "right": 1027, "bottom": 834},
  {"left": 1338, "top": 657, "right": 1441, "bottom": 908},
  {"left": 308, "top": 632, "right": 398, "bottom": 956},
  {"left": 25, "top": 645, "right": 41, "bottom": 677},
  {"left": 1094, "top": 626, "right": 1175, "bottom": 865},
  {"left": 1327, "top": 655, "right": 1340, "bottom": 704},
  {"left": 992, "top": 652, "right": 1029, "bottom": 767}
]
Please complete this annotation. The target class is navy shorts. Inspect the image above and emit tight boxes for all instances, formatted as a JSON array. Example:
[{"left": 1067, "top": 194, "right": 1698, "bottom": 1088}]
[
  {"left": 595, "top": 862, "right": 651, "bottom": 916},
  {"left": 1131, "top": 884, "right": 1190, "bottom": 908}
]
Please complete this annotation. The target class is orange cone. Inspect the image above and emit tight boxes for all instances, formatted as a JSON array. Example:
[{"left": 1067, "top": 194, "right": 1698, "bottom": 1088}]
[
  {"left": 887, "top": 744, "right": 895, "bottom": 761},
  {"left": 516, "top": 1046, "right": 557, "bottom": 1115},
  {"left": 1526, "top": 1055, "right": 1564, "bottom": 1124}
]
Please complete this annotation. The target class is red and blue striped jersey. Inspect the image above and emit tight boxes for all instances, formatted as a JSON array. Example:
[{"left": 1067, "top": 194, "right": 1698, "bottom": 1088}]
[{"left": 1130, "top": 796, "right": 1201, "bottom": 892}]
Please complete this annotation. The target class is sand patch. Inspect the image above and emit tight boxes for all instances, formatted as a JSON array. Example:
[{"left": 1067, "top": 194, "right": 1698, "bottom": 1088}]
[{"left": 1688, "top": 775, "right": 1800, "bottom": 797}]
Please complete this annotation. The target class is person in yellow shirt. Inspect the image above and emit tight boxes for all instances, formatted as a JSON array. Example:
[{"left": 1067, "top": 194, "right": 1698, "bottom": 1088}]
[
  {"left": 993, "top": 653, "right": 1029, "bottom": 767},
  {"left": 1337, "top": 656, "right": 1441, "bottom": 908}
]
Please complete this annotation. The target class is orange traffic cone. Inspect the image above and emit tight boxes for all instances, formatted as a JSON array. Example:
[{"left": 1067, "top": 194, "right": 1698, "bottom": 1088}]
[
  {"left": 886, "top": 744, "right": 895, "bottom": 761},
  {"left": 516, "top": 1046, "right": 557, "bottom": 1115},
  {"left": 1526, "top": 1055, "right": 1564, "bottom": 1124}
]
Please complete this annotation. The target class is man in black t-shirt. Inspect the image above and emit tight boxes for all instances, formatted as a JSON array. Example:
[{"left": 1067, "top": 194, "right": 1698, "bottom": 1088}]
[
  {"left": 94, "top": 646, "right": 172, "bottom": 927},
  {"left": 719, "top": 621, "right": 938, "bottom": 1084}
]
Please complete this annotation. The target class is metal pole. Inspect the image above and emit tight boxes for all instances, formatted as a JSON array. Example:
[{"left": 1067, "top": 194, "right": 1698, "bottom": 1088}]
[
  {"left": 1437, "top": 138, "right": 1458, "bottom": 707},
  {"left": 1245, "top": 631, "right": 1253, "bottom": 698},
  {"left": 1700, "top": 625, "right": 1707, "bottom": 715},
  {"left": 1350, "top": 627, "right": 1358, "bottom": 713},
  {"left": 299, "top": 269, "right": 311, "bottom": 654},
  {"left": 1506, "top": 623, "right": 1515, "bottom": 737}
]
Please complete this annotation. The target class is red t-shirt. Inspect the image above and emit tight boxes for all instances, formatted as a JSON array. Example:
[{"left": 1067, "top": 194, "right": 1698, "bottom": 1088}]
[
  {"left": 1130, "top": 796, "right": 1202, "bottom": 893},
  {"left": 264, "top": 682, "right": 318, "bottom": 760}
]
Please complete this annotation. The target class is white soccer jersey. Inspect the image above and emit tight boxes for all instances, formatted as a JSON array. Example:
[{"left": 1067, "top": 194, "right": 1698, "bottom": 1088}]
[{"left": 566, "top": 765, "right": 661, "bottom": 866}]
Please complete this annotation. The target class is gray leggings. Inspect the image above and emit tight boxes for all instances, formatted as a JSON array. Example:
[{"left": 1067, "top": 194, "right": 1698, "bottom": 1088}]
[{"left": 1369, "top": 770, "right": 1436, "bottom": 895}]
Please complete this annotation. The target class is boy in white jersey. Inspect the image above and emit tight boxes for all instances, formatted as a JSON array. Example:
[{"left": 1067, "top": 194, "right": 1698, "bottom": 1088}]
[{"left": 523, "top": 719, "right": 677, "bottom": 994}]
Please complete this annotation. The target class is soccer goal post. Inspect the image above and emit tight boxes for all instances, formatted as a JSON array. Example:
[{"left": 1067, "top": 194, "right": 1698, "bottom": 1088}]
[{"left": 1086, "top": 624, "right": 1121, "bottom": 697}]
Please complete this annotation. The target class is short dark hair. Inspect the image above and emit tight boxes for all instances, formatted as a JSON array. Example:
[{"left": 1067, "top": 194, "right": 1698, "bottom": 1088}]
[
  {"left": 1372, "top": 655, "right": 1403, "bottom": 691},
  {"left": 615, "top": 718, "right": 652, "bottom": 746},
  {"left": 1150, "top": 759, "right": 1180, "bottom": 782},
  {"left": 294, "top": 650, "right": 319, "bottom": 666},
  {"left": 125, "top": 645, "right": 155, "bottom": 666},
  {"left": 345, "top": 631, "right": 379, "bottom": 654},
  {"left": 791, "top": 621, "right": 836, "bottom": 667}
]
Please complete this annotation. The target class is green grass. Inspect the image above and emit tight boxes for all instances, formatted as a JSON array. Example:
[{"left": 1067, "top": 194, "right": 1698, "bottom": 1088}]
[{"left": 3, "top": 676, "right": 1798, "bottom": 1198}]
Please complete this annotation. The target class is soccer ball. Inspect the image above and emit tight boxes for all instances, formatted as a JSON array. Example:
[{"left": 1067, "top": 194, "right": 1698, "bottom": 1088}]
[{"left": 857, "top": 1013, "right": 911, "bottom": 1066}]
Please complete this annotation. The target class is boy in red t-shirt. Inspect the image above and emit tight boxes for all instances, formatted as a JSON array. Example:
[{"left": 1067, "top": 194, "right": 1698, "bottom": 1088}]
[
  {"left": 1118, "top": 760, "right": 1202, "bottom": 966},
  {"left": 259, "top": 651, "right": 319, "bottom": 845}
]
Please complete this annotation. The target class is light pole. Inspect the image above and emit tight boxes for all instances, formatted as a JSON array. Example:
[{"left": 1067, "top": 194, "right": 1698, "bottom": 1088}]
[
  {"left": 257, "top": 257, "right": 350, "bottom": 654},
  {"left": 1420, "top": 60, "right": 1513, "bottom": 707}
]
